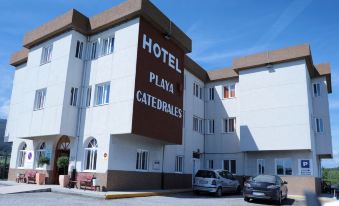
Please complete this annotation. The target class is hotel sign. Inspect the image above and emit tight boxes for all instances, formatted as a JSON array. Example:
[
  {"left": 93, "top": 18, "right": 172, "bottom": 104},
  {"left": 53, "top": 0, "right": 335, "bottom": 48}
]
[{"left": 132, "top": 18, "right": 184, "bottom": 144}]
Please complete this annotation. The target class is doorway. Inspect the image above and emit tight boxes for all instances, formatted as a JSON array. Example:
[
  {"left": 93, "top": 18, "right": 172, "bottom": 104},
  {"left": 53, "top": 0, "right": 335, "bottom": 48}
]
[
  {"left": 192, "top": 158, "right": 200, "bottom": 183},
  {"left": 53, "top": 136, "right": 70, "bottom": 184}
]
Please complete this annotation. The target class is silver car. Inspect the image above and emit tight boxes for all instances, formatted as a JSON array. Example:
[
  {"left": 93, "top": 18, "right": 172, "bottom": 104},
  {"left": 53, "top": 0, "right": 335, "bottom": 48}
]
[{"left": 193, "top": 169, "right": 241, "bottom": 196}]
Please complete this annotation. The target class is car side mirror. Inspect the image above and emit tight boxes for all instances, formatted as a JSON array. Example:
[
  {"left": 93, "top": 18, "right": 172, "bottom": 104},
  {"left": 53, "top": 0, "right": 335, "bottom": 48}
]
[{"left": 283, "top": 181, "right": 288, "bottom": 184}]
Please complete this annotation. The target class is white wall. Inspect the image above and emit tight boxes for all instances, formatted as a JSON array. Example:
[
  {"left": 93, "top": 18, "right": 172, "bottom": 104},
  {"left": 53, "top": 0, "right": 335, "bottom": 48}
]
[{"left": 239, "top": 60, "right": 313, "bottom": 151}]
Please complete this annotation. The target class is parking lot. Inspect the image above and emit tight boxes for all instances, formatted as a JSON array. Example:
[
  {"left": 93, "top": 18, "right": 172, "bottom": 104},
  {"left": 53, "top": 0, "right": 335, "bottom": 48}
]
[{"left": 0, "top": 192, "right": 305, "bottom": 206}]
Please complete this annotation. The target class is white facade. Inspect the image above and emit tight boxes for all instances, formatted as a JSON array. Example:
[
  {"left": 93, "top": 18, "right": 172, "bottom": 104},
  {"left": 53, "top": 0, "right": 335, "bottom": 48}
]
[{"left": 5, "top": 3, "right": 332, "bottom": 192}]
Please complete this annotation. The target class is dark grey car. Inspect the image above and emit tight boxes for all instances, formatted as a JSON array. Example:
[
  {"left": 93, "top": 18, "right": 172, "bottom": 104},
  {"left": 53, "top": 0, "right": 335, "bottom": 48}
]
[{"left": 243, "top": 175, "right": 288, "bottom": 204}]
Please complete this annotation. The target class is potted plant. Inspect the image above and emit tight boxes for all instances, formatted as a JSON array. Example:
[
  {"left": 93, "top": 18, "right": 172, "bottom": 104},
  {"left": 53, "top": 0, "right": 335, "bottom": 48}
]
[
  {"left": 36, "top": 156, "right": 50, "bottom": 185},
  {"left": 57, "top": 156, "right": 69, "bottom": 187}
]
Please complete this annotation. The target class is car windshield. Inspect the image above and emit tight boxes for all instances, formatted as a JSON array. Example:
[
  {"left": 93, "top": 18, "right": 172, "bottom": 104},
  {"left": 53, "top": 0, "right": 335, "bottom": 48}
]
[
  {"left": 253, "top": 175, "right": 276, "bottom": 183},
  {"left": 195, "top": 170, "right": 216, "bottom": 178}
]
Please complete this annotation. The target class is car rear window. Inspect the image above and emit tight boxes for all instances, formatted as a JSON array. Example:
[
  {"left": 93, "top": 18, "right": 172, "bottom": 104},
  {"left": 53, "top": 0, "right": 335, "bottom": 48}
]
[
  {"left": 195, "top": 170, "right": 216, "bottom": 178},
  {"left": 253, "top": 175, "right": 276, "bottom": 183}
]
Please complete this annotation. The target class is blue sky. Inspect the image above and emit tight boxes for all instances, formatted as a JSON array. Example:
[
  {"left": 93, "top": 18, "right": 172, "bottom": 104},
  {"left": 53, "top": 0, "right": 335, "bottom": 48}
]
[{"left": 0, "top": 0, "right": 338, "bottom": 167}]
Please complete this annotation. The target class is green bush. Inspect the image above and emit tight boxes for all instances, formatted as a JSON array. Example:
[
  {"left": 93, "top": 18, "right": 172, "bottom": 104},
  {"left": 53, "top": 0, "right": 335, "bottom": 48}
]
[
  {"left": 38, "top": 156, "right": 50, "bottom": 167},
  {"left": 57, "top": 156, "right": 69, "bottom": 175}
]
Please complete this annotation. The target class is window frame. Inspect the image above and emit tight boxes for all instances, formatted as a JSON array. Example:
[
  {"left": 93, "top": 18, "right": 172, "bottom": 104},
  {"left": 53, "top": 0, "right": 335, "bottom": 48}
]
[
  {"left": 75, "top": 40, "right": 84, "bottom": 59},
  {"left": 275, "top": 158, "right": 292, "bottom": 176},
  {"left": 223, "top": 118, "right": 236, "bottom": 133},
  {"left": 84, "top": 138, "right": 98, "bottom": 172},
  {"left": 136, "top": 149, "right": 149, "bottom": 171},
  {"left": 34, "top": 88, "right": 47, "bottom": 111},
  {"left": 223, "top": 83, "right": 236, "bottom": 99},
  {"left": 175, "top": 155, "right": 184, "bottom": 173},
  {"left": 313, "top": 83, "right": 321, "bottom": 97},
  {"left": 208, "top": 87, "right": 215, "bottom": 101},
  {"left": 40, "top": 44, "right": 53, "bottom": 65},
  {"left": 17, "top": 143, "right": 27, "bottom": 169},
  {"left": 257, "top": 159, "right": 265, "bottom": 175},
  {"left": 85, "top": 86, "right": 92, "bottom": 107},
  {"left": 193, "top": 116, "right": 204, "bottom": 134},
  {"left": 206, "top": 119, "right": 215, "bottom": 134},
  {"left": 223, "top": 160, "right": 236, "bottom": 174},
  {"left": 35, "top": 142, "right": 46, "bottom": 169},
  {"left": 94, "top": 82, "right": 110, "bottom": 106},
  {"left": 100, "top": 36, "right": 115, "bottom": 57},
  {"left": 315, "top": 117, "right": 324, "bottom": 133},
  {"left": 207, "top": 160, "right": 214, "bottom": 169},
  {"left": 70, "top": 87, "right": 78, "bottom": 107}
]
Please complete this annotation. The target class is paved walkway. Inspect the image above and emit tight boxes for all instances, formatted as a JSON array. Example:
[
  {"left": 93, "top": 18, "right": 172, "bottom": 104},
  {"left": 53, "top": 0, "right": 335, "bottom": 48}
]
[{"left": 0, "top": 181, "right": 191, "bottom": 199}]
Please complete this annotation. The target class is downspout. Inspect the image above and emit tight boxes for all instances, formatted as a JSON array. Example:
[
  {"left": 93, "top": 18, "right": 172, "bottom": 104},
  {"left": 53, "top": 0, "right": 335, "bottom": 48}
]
[
  {"left": 161, "top": 144, "right": 165, "bottom": 189},
  {"left": 74, "top": 35, "right": 91, "bottom": 171}
]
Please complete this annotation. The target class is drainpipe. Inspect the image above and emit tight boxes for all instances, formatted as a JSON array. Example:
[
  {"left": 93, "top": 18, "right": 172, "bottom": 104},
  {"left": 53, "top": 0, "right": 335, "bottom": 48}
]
[{"left": 74, "top": 35, "right": 90, "bottom": 171}]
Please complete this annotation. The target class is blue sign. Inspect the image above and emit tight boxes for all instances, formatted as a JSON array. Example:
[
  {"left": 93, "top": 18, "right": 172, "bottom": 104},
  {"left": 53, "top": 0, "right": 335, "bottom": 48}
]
[{"left": 301, "top": 160, "right": 310, "bottom": 168}]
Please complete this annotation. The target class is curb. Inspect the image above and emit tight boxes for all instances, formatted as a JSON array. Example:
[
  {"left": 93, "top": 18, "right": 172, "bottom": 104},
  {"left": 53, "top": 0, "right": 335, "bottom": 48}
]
[
  {"left": 288, "top": 195, "right": 337, "bottom": 203},
  {"left": 105, "top": 189, "right": 192, "bottom": 200}
]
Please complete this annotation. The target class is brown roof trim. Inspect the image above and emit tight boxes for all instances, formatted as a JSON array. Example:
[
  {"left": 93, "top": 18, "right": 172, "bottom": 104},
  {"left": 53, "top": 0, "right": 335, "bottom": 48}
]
[
  {"left": 23, "top": 9, "right": 90, "bottom": 48},
  {"left": 207, "top": 67, "right": 238, "bottom": 82},
  {"left": 233, "top": 44, "right": 316, "bottom": 77},
  {"left": 21, "top": 0, "right": 191, "bottom": 53},
  {"left": 184, "top": 56, "right": 208, "bottom": 82},
  {"left": 10, "top": 48, "right": 29, "bottom": 67},
  {"left": 315, "top": 63, "right": 332, "bottom": 93}
]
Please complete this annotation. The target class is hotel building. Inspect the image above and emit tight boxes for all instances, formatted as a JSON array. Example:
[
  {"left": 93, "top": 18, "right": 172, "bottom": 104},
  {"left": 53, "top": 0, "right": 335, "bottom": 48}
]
[{"left": 6, "top": 0, "right": 332, "bottom": 195}]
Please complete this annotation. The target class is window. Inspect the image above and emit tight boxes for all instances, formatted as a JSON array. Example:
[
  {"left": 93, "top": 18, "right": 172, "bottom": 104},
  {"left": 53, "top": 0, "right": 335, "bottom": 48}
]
[
  {"left": 101, "top": 37, "right": 114, "bottom": 56},
  {"left": 223, "top": 84, "right": 236, "bottom": 99},
  {"left": 193, "top": 82, "right": 202, "bottom": 99},
  {"left": 17, "top": 143, "right": 27, "bottom": 168},
  {"left": 41, "top": 45, "right": 53, "bottom": 65},
  {"left": 36, "top": 142, "right": 46, "bottom": 169},
  {"left": 95, "top": 83, "right": 110, "bottom": 106},
  {"left": 70, "top": 87, "right": 78, "bottom": 106},
  {"left": 207, "top": 160, "right": 214, "bottom": 169},
  {"left": 276, "top": 159, "right": 292, "bottom": 175},
  {"left": 75, "top": 41, "right": 83, "bottom": 59},
  {"left": 223, "top": 160, "right": 236, "bottom": 174},
  {"left": 313, "top": 83, "right": 321, "bottom": 97},
  {"left": 175, "top": 156, "right": 184, "bottom": 173},
  {"left": 84, "top": 138, "right": 98, "bottom": 171},
  {"left": 209, "top": 88, "right": 214, "bottom": 100},
  {"left": 90, "top": 41, "right": 98, "bottom": 59},
  {"left": 315, "top": 118, "right": 324, "bottom": 133},
  {"left": 34, "top": 88, "right": 47, "bottom": 110},
  {"left": 257, "top": 159, "right": 265, "bottom": 175},
  {"left": 193, "top": 116, "right": 203, "bottom": 133},
  {"left": 85, "top": 86, "right": 92, "bottom": 107},
  {"left": 136, "top": 149, "right": 149, "bottom": 170},
  {"left": 206, "top": 119, "right": 215, "bottom": 134},
  {"left": 223, "top": 118, "right": 236, "bottom": 133}
]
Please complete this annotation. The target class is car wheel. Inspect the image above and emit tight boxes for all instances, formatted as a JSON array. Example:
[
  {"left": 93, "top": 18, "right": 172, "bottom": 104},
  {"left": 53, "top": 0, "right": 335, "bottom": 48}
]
[
  {"left": 276, "top": 192, "right": 282, "bottom": 205},
  {"left": 215, "top": 187, "right": 222, "bottom": 197},
  {"left": 193, "top": 190, "right": 200, "bottom": 195},
  {"left": 244, "top": 197, "right": 250, "bottom": 202}
]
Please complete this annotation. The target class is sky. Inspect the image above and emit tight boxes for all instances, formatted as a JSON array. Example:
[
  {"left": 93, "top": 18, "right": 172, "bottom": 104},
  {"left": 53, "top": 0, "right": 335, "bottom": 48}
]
[{"left": 0, "top": 0, "right": 338, "bottom": 167}]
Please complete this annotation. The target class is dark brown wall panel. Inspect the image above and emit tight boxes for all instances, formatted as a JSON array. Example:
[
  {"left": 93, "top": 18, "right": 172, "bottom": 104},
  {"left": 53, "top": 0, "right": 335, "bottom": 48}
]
[{"left": 132, "top": 18, "right": 184, "bottom": 144}]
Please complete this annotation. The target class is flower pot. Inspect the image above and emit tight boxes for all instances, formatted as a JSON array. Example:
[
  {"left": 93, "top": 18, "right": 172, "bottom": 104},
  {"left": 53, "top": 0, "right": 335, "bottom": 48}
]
[
  {"left": 36, "top": 173, "right": 46, "bottom": 185},
  {"left": 59, "top": 175, "right": 70, "bottom": 187}
]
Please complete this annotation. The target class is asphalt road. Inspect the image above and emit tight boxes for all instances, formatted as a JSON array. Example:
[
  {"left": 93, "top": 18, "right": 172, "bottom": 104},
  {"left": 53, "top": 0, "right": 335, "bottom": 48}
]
[{"left": 0, "top": 192, "right": 305, "bottom": 206}]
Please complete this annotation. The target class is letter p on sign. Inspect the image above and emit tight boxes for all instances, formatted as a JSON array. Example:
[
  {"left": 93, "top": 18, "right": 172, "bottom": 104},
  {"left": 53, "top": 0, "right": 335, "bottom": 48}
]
[{"left": 301, "top": 160, "right": 309, "bottom": 168}]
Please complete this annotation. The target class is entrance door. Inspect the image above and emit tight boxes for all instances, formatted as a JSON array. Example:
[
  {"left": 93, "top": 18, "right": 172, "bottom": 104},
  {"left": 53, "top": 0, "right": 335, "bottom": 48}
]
[{"left": 53, "top": 136, "right": 71, "bottom": 184}]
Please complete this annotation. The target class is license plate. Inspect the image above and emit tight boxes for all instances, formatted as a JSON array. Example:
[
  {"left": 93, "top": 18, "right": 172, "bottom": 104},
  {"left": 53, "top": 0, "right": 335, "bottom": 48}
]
[
  {"left": 199, "top": 180, "right": 208, "bottom": 184},
  {"left": 253, "top": 192, "right": 265, "bottom": 196}
]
